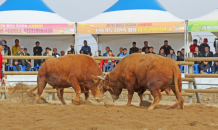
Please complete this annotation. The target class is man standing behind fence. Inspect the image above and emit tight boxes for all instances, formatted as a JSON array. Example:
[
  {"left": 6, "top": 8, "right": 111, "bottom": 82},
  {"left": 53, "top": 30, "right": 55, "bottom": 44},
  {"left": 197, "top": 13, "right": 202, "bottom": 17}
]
[
  {"left": 12, "top": 39, "right": 20, "bottom": 56},
  {"left": 81, "top": 40, "right": 91, "bottom": 54},
  {"left": 160, "top": 40, "right": 172, "bottom": 56},
  {"left": 33, "top": 41, "right": 42, "bottom": 66},
  {"left": 129, "top": 42, "right": 139, "bottom": 54}
]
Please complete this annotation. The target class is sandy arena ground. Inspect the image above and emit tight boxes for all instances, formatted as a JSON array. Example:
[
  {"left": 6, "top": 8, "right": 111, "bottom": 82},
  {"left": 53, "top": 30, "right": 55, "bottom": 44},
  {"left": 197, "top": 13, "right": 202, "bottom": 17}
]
[{"left": 0, "top": 84, "right": 218, "bottom": 130}]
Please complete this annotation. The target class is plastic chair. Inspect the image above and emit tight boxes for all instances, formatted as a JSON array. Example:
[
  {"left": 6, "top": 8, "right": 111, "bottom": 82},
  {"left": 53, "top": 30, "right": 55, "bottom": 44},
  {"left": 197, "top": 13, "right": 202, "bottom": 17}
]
[
  {"left": 7, "top": 66, "right": 17, "bottom": 71},
  {"left": 106, "top": 65, "right": 114, "bottom": 72},
  {"left": 215, "top": 66, "right": 218, "bottom": 73},
  {"left": 35, "top": 65, "right": 41, "bottom": 71},
  {"left": 18, "top": 65, "right": 27, "bottom": 71},
  {"left": 30, "top": 67, "right": 36, "bottom": 71},
  {"left": 205, "top": 67, "right": 212, "bottom": 74},
  {"left": 193, "top": 64, "right": 199, "bottom": 74},
  {"left": 179, "top": 65, "right": 185, "bottom": 73},
  {"left": 22, "top": 66, "right": 26, "bottom": 71}
]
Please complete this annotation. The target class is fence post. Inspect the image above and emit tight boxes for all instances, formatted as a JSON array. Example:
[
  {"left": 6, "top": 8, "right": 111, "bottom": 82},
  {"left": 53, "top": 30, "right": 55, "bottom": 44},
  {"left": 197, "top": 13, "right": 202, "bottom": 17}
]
[
  {"left": 48, "top": 93, "right": 52, "bottom": 101},
  {"left": 188, "top": 53, "right": 193, "bottom": 103},
  {"left": 193, "top": 79, "right": 201, "bottom": 103},
  {"left": 1, "top": 84, "right": 6, "bottom": 99},
  {"left": 52, "top": 93, "right": 55, "bottom": 100}
]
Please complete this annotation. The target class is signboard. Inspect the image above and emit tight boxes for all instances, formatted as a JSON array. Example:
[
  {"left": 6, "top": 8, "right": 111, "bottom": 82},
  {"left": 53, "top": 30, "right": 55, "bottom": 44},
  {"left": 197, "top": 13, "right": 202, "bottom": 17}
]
[
  {"left": 188, "top": 20, "right": 218, "bottom": 32},
  {"left": 0, "top": 23, "right": 75, "bottom": 34},
  {"left": 78, "top": 22, "right": 184, "bottom": 34}
]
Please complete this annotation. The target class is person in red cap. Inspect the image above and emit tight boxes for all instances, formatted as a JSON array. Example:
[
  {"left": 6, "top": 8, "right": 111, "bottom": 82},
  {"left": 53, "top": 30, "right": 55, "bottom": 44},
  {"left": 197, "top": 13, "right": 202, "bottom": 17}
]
[
  {"left": 199, "top": 38, "right": 210, "bottom": 53},
  {"left": 190, "top": 39, "right": 199, "bottom": 54}
]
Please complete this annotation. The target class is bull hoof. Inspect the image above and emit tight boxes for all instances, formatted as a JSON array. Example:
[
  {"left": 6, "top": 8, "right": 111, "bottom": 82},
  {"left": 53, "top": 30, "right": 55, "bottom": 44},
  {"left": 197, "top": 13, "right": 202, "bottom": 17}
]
[
  {"left": 180, "top": 102, "right": 184, "bottom": 110},
  {"left": 72, "top": 99, "right": 80, "bottom": 105},
  {"left": 74, "top": 102, "right": 80, "bottom": 105},
  {"left": 126, "top": 104, "right": 131, "bottom": 106},
  {"left": 148, "top": 107, "right": 154, "bottom": 110}
]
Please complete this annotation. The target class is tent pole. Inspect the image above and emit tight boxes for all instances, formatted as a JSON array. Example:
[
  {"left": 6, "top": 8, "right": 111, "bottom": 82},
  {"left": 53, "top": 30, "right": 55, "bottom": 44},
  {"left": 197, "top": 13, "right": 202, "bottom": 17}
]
[
  {"left": 97, "top": 35, "right": 99, "bottom": 50},
  {"left": 186, "top": 21, "right": 189, "bottom": 56},
  {"left": 75, "top": 23, "right": 79, "bottom": 54},
  {"left": 184, "top": 20, "right": 187, "bottom": 58},
  {"left": 185, "top": 20, "right": 188, "bottom": 74}
]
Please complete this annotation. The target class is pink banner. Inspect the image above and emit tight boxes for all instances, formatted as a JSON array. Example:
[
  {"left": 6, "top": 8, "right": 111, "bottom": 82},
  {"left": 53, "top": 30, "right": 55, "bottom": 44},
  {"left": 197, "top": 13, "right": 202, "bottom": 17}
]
[{"left": 0, "top": 23, "right": 75, "bottom": 34}]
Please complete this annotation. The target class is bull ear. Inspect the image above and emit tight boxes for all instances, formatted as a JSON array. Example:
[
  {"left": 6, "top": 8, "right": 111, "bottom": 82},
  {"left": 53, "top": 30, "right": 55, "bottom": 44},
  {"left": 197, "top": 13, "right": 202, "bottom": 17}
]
[
  {"left": 97, "top": 76, "right": 105, "bottom": 80},
  {"left": 91, "top": 75, "right": 98, "bottom": 83}
]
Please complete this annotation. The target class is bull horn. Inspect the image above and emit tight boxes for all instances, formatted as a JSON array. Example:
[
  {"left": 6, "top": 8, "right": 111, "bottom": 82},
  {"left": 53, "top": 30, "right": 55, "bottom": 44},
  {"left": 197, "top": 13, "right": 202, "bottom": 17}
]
[{"left": 97, "top": 76, "right": 105, "bottom": 80}]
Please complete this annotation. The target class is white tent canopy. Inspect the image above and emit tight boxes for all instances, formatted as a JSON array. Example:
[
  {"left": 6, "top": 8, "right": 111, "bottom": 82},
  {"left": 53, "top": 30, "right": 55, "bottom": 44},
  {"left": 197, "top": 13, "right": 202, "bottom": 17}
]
[
  {"left": 79, "top": 0, "right": 185, "bottom": 55},
  {"left": 0, "top": 0, "right": 75, "bottom": 56}
]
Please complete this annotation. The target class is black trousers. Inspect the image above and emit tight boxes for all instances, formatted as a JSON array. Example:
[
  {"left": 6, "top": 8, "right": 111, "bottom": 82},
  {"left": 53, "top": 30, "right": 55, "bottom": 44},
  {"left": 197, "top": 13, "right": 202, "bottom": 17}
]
[
  {"left": 15, "top": 62, "right": 31, "bottom": 71},
  {"left": 200, "top": 63, "right": 211, "bottom": 72},
  {"left": 34, "top": 59, "right": 41, "bottom": 66}
]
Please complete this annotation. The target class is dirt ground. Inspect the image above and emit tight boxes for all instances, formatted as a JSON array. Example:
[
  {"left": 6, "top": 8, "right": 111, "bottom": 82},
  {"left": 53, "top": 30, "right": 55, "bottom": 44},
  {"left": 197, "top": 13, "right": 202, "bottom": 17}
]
[{"left": 0, "top": 84, "right": 218, "bottom": 130}]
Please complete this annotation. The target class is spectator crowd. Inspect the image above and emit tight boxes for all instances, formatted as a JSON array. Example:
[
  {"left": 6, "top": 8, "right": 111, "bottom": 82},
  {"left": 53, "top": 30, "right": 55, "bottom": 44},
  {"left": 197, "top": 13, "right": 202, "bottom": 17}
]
[{"left": 2, "top": 38, "right": 218, "bottom": 74}]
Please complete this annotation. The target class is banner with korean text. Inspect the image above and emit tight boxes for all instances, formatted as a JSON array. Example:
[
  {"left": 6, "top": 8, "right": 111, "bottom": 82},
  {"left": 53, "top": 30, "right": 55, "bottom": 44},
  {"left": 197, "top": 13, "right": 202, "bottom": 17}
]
[
  {"left": 78, "top": 22, "right": 184, "bottom": 34},
  {"left": 0, "top": 23, "right": 75, "bottom": 35},
  {"left": 188, "top": 20, "right": 218, "bottom": 32}
]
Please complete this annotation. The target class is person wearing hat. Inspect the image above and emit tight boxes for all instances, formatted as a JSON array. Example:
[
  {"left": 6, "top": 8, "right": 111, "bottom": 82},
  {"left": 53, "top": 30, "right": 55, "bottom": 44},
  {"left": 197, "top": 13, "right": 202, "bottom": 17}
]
[
  {"left": 129, "top": 42, "right": 139, "bottom": 54},
  {"left": 0, "top": 40, "right": 7, "bottom": 83},
  {"left": 190, "top": 39, "right": 199, "bottom": 54},
  {"left": 160, "top": 40, "right": 172, "bottom": 56},
  {"left": 14, "top": 46, "right": 31, "bottom": 71},
  {"left": 199, "top": 38, "right": 210, "bottom": 54},
  {"left": 81, "top": 40, "right": 91, "bottom": 54},
  {"left": 42, "top": 47, "right": 51, "bottom": 63}
]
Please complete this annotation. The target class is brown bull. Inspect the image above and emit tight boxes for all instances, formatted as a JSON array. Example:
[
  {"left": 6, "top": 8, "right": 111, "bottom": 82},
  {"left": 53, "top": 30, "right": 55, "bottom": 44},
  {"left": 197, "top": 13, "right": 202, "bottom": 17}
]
[
  {"left": 97, "top": 53, "right": 184, "bottom": 110},
  {"left": 30, "top": 55, "right": 104, "bottom": 105}
]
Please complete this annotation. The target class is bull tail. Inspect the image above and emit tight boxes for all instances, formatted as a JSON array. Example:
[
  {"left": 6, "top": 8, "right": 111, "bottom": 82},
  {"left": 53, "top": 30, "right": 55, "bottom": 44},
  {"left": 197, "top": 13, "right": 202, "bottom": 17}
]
[
  {"left": 28, "top": 86, "right": 38, "bottom": 97},
  {"left": 168, "top": 65, "right": 184, "bottom": 109}
]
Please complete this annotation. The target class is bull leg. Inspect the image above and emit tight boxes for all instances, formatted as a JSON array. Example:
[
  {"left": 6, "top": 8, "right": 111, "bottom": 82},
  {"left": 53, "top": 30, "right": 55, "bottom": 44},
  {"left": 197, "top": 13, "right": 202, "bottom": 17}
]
[
  {"left": 85, "top": 92, "right": 89, "bottom": 101},
  {"left": 56, "top": 88, "right": 66, "bottom": 105},
  {"left": 148, "top": 89, "right": 162, "bottom": 110},
  {"left": 138, "top": 88, "right": 147, "bottom": 105},
  {"left": 171, "top": 89, "right": 184, "bottom": 109},
  {"left": 35, "top": 80, "right": 46, "bottom": 105},
  {"left": 68, "top": 78, "right": 81, "bottom": 105},
  {"left": 127, "top": 90, "right": 134, "bottom": 106}
]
